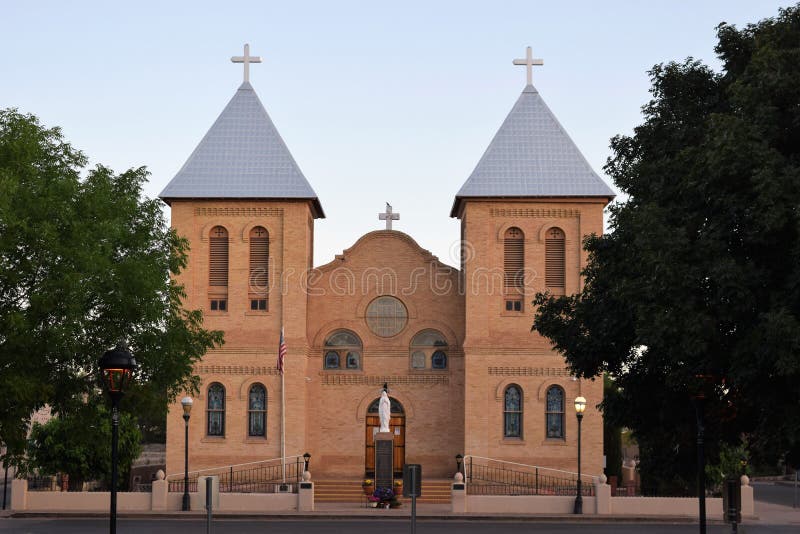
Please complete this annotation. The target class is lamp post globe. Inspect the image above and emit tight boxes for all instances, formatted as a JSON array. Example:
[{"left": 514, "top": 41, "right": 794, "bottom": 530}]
[
  {"left": 573, "top": 396, "right": 586, "bottom": 515},
  {"left": 98, "top": 343, "right": 136, "bottom": 534},
  {"left": 180, "top": 396, "right": 193, "bottom": 511}
]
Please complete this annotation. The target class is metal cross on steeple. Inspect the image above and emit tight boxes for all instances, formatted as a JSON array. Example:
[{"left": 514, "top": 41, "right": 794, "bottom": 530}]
[
  {"left": 513, "top": 46, "right": 544, "bottom": 86},
  {"left": 379, "top": 203, "right": 400, "bottom": 230},
  {"left": 231, "top": 43, "right": 262, "bottom": 83}
]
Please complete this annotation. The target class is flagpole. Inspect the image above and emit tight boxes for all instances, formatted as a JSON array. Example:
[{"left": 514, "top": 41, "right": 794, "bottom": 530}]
[{"left": 281, "top": 355, "right": 286, "bottom": 484}]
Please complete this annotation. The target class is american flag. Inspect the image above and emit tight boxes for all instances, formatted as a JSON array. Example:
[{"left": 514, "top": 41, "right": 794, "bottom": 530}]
[{"left": 277, "top": 327, "right": 287, "bottom": 375}]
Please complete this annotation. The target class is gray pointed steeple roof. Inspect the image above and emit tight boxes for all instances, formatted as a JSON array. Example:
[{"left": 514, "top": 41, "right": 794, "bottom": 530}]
[
  {"left": 450, "top": 84, "right": 614, "bottom": 217},
  {"left": 160, "top": 82, "right": 324, "bottom": 218}
]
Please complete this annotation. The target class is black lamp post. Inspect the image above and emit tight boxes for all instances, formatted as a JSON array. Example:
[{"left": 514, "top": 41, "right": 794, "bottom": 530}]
[
  {"left": 303, "top": 452, "right": 311, "bottom": 472},
  {"left": 695, "top": 392, "right": 707, "bottom": 534},
  {"left": 98, "top": 344, "right": 136, "bottom": 534},
  {"left": 573, "top": 396, "right": 586, "bottom": 515},
  {"left": 180, "top": 396, "right": 193, "bottom": 511},
  {"left": 455, "top": 454, "right": 463, "bottom": 476}
]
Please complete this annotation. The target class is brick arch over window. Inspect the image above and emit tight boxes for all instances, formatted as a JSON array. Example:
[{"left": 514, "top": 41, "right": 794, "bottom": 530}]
[
  {"left": 545, "top": 226, "right": 565, "bottom": 295},
  {"left": 248, "top": 226, "right": 269, "bottom": 311},
  {"left": 504, "top": 227, "right": 524, "bottom": 295}
]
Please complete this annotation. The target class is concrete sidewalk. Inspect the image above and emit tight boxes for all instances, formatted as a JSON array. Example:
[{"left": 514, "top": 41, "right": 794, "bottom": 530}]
[{"left": 3, "top": 498, "right": 798, "bottom": 525}]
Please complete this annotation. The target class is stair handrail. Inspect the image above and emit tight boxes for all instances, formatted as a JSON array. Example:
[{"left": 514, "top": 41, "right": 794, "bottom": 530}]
[
  {"left": 463, "top": 454, "right": 597, "bottom": 482},
  {"left": 165, "top": 454, "right": 302, "bottom": 480}
]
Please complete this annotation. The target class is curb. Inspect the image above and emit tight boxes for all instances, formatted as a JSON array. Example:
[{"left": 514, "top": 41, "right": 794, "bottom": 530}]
[{"left": 5, "top": 511, "right": 724, "bottom": 524}]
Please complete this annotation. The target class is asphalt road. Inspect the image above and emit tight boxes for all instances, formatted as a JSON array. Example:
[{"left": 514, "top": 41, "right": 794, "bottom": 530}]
[{"left": 0, "top": 519, "right": 798, "bottom": 534}]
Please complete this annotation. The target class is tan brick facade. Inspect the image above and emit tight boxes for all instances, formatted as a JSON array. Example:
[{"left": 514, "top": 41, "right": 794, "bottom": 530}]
[{"left": 164, "top": 196, "right": 606, "bottom": 480}]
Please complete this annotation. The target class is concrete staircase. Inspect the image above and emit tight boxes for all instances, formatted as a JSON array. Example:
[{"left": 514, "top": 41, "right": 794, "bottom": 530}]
[{"left": 314, "top": 479, "right": 452, "bottom": 504}]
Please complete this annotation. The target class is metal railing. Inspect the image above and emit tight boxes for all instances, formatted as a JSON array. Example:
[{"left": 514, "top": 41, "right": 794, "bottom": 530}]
[
  {"left": 463, "top": 455, "right": 595, "bottom": 496},
  {"left": 25, "top": 476, "right": 62, "bottom": 492},
  {"left": 167, "top": 455, "right": 303, "bottom": 494}
]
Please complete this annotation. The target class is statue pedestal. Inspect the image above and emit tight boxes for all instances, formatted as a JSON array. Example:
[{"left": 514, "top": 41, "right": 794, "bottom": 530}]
[{"left": 374, "top": 431, "right": 394, "bottom": 489}]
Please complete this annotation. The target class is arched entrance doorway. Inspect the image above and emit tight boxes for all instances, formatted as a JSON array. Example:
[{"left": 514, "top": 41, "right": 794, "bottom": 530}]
[{"left": 365, "top": 396, "right": 405, "bottom": 477}]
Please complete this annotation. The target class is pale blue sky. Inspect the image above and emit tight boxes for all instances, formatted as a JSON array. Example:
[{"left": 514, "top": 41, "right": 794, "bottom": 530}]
[{"left": 2, "top": 1, "right": 793, "bottom": 267}]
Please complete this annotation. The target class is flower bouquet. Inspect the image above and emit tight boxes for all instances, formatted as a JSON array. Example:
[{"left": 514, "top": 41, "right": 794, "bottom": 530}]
[{"left": 373, "top": 486, "right": 401, "bottom": 508}]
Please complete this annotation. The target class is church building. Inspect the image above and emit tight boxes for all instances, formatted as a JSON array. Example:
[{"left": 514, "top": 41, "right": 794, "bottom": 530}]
[{"left": 161, "top": 46, "right": 614, "bottom": 482}]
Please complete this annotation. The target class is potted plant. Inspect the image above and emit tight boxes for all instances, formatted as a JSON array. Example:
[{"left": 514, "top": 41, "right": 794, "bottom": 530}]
[
  {"left": 367, "top": 495, "right": 380, "bottom": 508},
  {"left": 362, "top": 478, "right": 374, "bottom": 496},
  {"left": 393, "top": 478, "right": 403, "bottom": 495}
]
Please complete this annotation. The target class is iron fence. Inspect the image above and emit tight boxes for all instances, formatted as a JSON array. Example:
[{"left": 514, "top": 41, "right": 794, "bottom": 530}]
[
  {"left": 464, "top": 456, "right": 594, "bottom": 497},
  {"left": 168, "top": 456, "right": 303, "bottom": 494}
]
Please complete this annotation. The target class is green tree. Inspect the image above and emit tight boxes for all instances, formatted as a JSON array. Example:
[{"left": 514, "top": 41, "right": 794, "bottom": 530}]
[
  {"left": 24, "top": 402, "right": 142, "bottom": 490},
  {"left": 0, "top": 109, "right": 224, "bottom": 459},
  {"left": 532, "top": 5, "right": 800, "bottom": 491}
]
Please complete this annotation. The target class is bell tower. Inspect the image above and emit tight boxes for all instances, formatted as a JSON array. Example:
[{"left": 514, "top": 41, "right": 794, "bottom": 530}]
[
  {"left": 160, "top": 44, "right": 323, "bottom": 475},
  {"left": 451, "top": 47, "right": 613, "bottom": 475}
]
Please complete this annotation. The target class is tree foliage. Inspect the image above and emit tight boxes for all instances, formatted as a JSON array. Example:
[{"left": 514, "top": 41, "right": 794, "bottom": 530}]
[
  {"left": 0, "top": 109, "right": 224, "bottom": 459},
  {"left": 533, "top": 6, "right": 800, "bottom": 490},
  {"left": 603, "top": 375, "right": 623, "bottom": 481},
  {"left": 24, "top": 402, "right": 142, "bottom": 490}
]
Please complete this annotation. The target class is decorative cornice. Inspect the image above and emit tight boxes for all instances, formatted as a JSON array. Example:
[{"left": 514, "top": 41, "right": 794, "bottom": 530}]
[
  {"left": 197, "top": 365, "right": 280, "bottom": 375},
  {"left": 488, "top": 366, "right": 571, "bottom": 377},
  {"left": 321, "top": 374, "right": 449, "bottom": 387},
  {"left": 489, "top": 208, "right": 580, "bottom": 218},
  {"left": 194, "top": 207, "right": 284, "bottom": 217}
]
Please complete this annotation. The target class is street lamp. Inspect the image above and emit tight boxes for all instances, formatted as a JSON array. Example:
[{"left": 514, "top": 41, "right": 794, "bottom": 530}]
[
  {"left": 455, "top": 454, "right": 464, "bottom": 476},
  {"left": 693, "top": 375, "right": 714, "bottom": 534},
  {"left": 181, "top": 396, "right": 193, "bottom": 511},
  {"left": 573, "top": 396, "right": 587, "bottom": 515},
  {"left": 98, "top": 344, "right": 137, "bottom": 534},
  {"left": 303, "top": 452, "right": 311, "bottom": 472}
]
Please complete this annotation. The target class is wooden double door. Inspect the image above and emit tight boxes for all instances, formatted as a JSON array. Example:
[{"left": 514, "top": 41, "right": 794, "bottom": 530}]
[{"left": 364, "top": 398, "right": 405, "bottom": 477}]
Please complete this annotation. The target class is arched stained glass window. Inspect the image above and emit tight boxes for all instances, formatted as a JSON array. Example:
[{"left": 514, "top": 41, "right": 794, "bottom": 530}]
[
  {"left": 324, "top": 351, "right": 340, "bottom": 369},
  {"left": 504, "top": 385, "right": 522, "bottom": 438},
  {"left": 546, "top": 386, "right": 565, "bottom": 439},
  {"left": 326, "top": 331, "right": 361, "bottom": 346},
  {"left": 248, "top": 384, "right": 266, "bottom": 437},
  {"left": 346, "top": 351, "right": 360, "bottom": 369},
  {"left": 410, "top": 329, "right": 448, "bottom": 370},
  {"left": 207, "top": 383, "right": 225, "bottom": 437},
  {"left": 431, "top": 350, "right": 447, "bottom": 369},
  {"left": 323, "top": 330, "right": 362, "bottom": 370},
  {"left": 411, "top": 330, "right": 448, "bottom": 347}
]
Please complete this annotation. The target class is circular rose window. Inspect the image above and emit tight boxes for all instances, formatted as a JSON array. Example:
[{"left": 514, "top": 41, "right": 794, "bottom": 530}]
[{"left": 365, "top": 296, "right": 408, "bottom": 337}]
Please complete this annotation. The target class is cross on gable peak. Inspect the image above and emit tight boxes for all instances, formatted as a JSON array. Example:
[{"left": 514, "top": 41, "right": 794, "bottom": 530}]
[
  {"left": 231, "top": 43, "right": 262, "bottom": 83},
  {"left": 378, "top": 202, "right": 400, "bottom": 230},
  {"left": 512, "top": 46, "right": 544, "bottom": 86}
]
